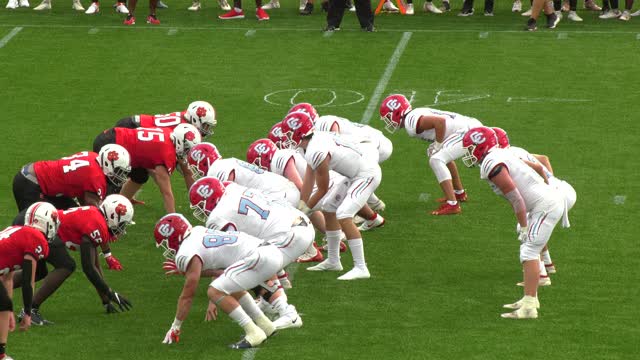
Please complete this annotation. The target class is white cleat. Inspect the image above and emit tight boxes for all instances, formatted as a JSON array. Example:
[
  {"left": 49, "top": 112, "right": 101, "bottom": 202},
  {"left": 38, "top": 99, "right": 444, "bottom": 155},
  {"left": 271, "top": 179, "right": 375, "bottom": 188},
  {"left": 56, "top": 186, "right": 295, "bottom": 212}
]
[
  {"left": 218, "top": 0, "right": 230, "bottom": 10},
  {"left": 115, "top": 2, "right": 128, "bottom": 13},
  {"left": 255, "top": 316, "right": 277, "bottom": 337},
  {"left": 19, "top": 0, "right": 29, "bottom": 7},
  {"left": 33, "top": 0, "right": 50, "bottom": 10},
  {"left": 517, "top": 276, "right": 551, "bottom": 287},
  {"left": 545, "top": 263, "right": 556, "bottom": 274},
  {"left": 631, "top": 9, "right": 640, "bottom": 16},
  {"left": 512, "top": 0, "right": 521, "bottom": 12},
  {"left": 6, "top": 0, "right": 18, "bottom": 8},
  {"left": 298, "top": 0, "right": 305, "bottom": 10},
  {"left": 599, "top": 9, "right": 621, "bottom": 19},
  {"left": 187, "top": 1, "right": 200, "bottom": 10},
  {"left": 567, "top": 10, "right": 582, "bottom": 21},
  {"left": 72, "top": 0, "right": 84, "bottom": 10},
  {"left": 338, "top": 266, "right": 370, "bottom": 280},
  {"left": 273, "top": 305, "right": 303, "bottom": 330},
  {"left": 501, "top": 306, "right": 538, "bottom": 319},
  {"left": 521, "top": 8, "right": 531, "bottom": 16},
  {"left": 404, "top": 3, "right": 414, "bottom": 14},
  {"left": 256, "top": 298, "right": 279, "bottom": 317},
  {"left": 261, "top": 0, "right": 279, "bottom": 9},
  {"left": 358, "top": 214, "right": 385, "bottom": 232},
  {"left": 353, "top": 215, "right": 366, "bottom": 225},
  {"left": 503, "top": 297, "right": 540, "bottom": 310},
  {"left": 423, "top": 1, "right": 442, "bottom": 13},
  {"left": 382, "top": 0, "right": 398, "bottom": 12},
  {"left": 84, "top": 1, "right": 99, "bottom": 13},
  {"left": 307, "top": 260, "right": 343, "bottom": 272},
  {"left": 619, "top": 10, "right": 631, "bottom": 20},
  {"left": 156, "top": 0, "right": 168, "bottom": 7}
]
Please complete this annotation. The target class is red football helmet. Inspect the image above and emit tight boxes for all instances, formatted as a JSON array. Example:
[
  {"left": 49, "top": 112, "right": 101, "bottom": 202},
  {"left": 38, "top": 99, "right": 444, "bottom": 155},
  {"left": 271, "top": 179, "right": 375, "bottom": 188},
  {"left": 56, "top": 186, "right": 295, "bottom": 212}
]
[
  {"left": 188, "top": 177, "right": 226, "bottom": 222},
  {"left": 154, "top": 213, "right": 192, "bottom": 259},
  {"left": 288, "top": 103, "right": 319, "bottom": 123},
  {"left": 462, "top": 127, "right": 498, "bottom": 167},
  {"left": 186, "top": 142, "right": 221, "bottom": 179},
  {"left": 268, "top": 122, "right": 285, "bottom": 149},
  {"left": 492, "top": 127, "right": 510, "bottom": 149},
  {"left": 379, "top": 94, "right": 412, "bottom": 134},
  {"left": 280, "top": 112, "right": 314, "bottom": 149},
  {"left": 247, "top": 138, "right": 278, "bottom": 171}
]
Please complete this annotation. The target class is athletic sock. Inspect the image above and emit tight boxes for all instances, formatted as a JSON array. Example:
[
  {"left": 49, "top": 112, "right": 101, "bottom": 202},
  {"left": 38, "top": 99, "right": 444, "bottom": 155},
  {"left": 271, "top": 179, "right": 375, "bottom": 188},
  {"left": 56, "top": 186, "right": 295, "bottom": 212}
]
[
  {"left": 347, "top": 238, "right": 366, "bottom": 268},
  {"left": 270, "top": 293, "right": 290, "bottom": 315},
  {"left": 238, "top": 293, "right": 264, "bottom": 320},
  {"left": 228, "top": 306, "right": 252, "bottom": 327},
  {"left": 325, "top": 230, "right": 342, "bottom": 264},
  {"left": 539, "top": 260, "right": 548, "bottom": 277},
  {"left": 541, "top": 249, "right": 552, "bottom": 265},
  {"left": 446, "top": 200, "right": 458, "bottom": 206},
  {"left": 454, "top": 189, "right": 465, "bottom": 195}
]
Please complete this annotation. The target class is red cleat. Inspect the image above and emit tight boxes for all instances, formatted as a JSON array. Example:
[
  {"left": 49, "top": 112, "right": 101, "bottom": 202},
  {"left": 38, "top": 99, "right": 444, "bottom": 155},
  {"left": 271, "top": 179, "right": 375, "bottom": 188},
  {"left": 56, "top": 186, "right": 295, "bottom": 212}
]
[
  {"left": 296, "top": 245, "right": 324, "bottom": 263},
  {"left": 431, "top": 202, "right": 461, "bottom": 215},
  {"left": 436, "top": 192, "right": 468, "bottom": 203},
  {"left": 218, "top": 8, "right": 245, "bottom": 19},
  {"left": 256, "top": 7, "right": 269, "bottom": 20},
  {"left": 123, "top": 15, "right": 136, "bottom": 25},
  {"left": 320, "top": 240, "right": 347, "bottom": 253},
  {"left": 146, "top": 14, "right": 160, "bottom": 24}
]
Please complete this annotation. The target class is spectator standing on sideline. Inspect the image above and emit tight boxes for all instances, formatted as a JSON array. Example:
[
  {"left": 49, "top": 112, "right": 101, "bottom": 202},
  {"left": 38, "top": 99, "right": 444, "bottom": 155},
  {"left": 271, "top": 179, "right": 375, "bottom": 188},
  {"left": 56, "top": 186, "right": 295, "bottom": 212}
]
[
  {"left": 404, "top": 0, "right": 448, "bottom": 14},
  {"left": 324, "top": 0, "right": 374, "bottom": 31},
  {"left": 123, "top": 0, "right": 161, "bottom": 24},
  {"left": 525, "top": 0, "right": 559, "bottom": 31},
  {"left": 552, "top": 0, "right": 583, "bottom": 20},
  {"left": 458, "top": 0, "right": 493, "bottom": 15},
  {"left": 219, "top": 0, "right": 270, "bottom": 20}
]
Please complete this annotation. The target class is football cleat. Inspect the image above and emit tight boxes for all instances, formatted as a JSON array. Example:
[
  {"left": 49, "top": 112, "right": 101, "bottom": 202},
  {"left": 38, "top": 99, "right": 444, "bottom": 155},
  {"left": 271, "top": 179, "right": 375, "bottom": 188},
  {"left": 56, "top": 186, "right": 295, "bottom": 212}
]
[
  {"left": 525, "top": 18, "right": 537, "bottom": 31},
  {"left": 255, "top": 316, "right": 277, "bottom": 337},
  {"left": 33, "top": 0, "right": 50, "bottom": 10},
  {"left": 358, "top": 214, "right": 385, "bottom": 232},
  {"left": 123, "top": 15, "right": 135, "bottom": 24},
  {"left": 187, "top": 1, "right": 200, "bottom": 10},
  {"left": 6, "top": 0, "right": 18, "bottom": 8},
  {"left": 299, "top": 2, "right": 312, "bottom": 14},
  {"left": 257, "top": 298, "right": 278, "bottom": 316},
  {"left": 299, "top": 0, "right": 305, "bottom": 10},
  {"left": 382, "top": 0, "right": 398, "bottom": 12},
  {"left": 619, "top": 10, "right": 631, "bottom": 20},
  {"left": 146, "top": 14, "right": 160, "bottom": 24},
  {"left": 503, "top": 297, "right": 540, "bottom": 310},
  {"left": 512, "top": 0, "right": 521, "bottom": 12},
  {"left": 599, "top": 9, "right": 621, "bottom": 19},
  {"left": 72, "top": 0, "right": 84, "bottom": 10},
  {"left": 630, "top": 9, "right": 640, "bottom": 16},
  {"left": 307, "top": 260, "right": 343, "bottom": 272},
  {"left": 437, "top": 192, "right": 467, "bottom": 203},
  {"left": 441, "top": 0, "right": 450, "bottom": 11},
  {"left": 20, "top": 308, "right": 54, "bottom": 326},
  {"left": 545, "top": 263, "right": 556, "bottom": 274},
  {"left": 337, "top": 266, "right": 370, "bottom": 280},
  {"left": 423, "top": 1, "right": 442, "bottom": 13},
  {"left": 273, "top": 305, "right": 303, "bottom": 330},
  {"left": 84, "top": 1, "right": 99, "bottom": 14},
  {"left": 218, "top": 0, "right": 230, "bottom": 10},
  {"left": 567, "top": 10, "right": 582, "bottom": 21},
  {"left": 501, "top": 307, "right": 538, "bottom": 319},
  {"left": 157, "top": 0, "right": 168, "bottom": 8},
  {"left": 404, "top": 3, "right": 414, "bottom": 14},
  {"left": 517, "top": 276, "right": 551, "bottom": 287},
  {"left": 261, "top": 0, "right": 279, "bottom": 9},
  {"left": 458, "top": 8, "right": 474, "bottom": 16},
  {"left": 353, "top": 215, "right": 366, "bottom": 225},
  {"left": 218, "top": 8, "right": 244, "bottom": 19},
  {"left": 19, "top": 0, "right": 29, "bottom": 7},
  {"left": 431, "top": 202, "right": 461, "bottom": 215},
  {"left": 296, "top": 244, "right": 324, "bottom": 263},
  {"left": 256, "top": 7, "right": 269, "bottom": 20},
  {"left": 115, "top": 2, "right": 128, "bottom": 13},
  {"left": 521, "top": 8, "right": 532, "bottom": 16},
  {"left": 229, "top": 338, "right": 256, "bottom": 350},
  {"left": 546, "top": 12, "right": 560, "bottom": 28}
]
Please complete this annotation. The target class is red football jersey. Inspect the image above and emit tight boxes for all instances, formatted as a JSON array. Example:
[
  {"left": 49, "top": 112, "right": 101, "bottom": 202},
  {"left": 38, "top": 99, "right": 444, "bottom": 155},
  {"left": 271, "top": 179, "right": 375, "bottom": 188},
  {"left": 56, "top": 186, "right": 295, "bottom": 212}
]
[
  {"left": 57, "top": 207, "right": 111, "bottom": 251},
  {"left": 138, "top": 111, "right": 188, "bottom": 129},
  {"left": 34, "top": 151, "right": 107, "bottom": 200},
  {"left": 114, "top": 127, "right": 177, "bottom": 173},
  {"left": 0, "top": 226, "right": 49, "bottom": 275}
]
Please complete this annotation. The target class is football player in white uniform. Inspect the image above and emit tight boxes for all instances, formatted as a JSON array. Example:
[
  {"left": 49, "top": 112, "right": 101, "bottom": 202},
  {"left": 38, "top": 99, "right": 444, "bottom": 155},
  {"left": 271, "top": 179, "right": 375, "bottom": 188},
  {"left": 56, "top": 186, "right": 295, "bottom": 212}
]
[
  {"left": 186, "top": 143, "right": 300, "bottom": 208},
  {"left": 379, "top": 94, "right": 484, "bottom": 216},
  {"left": 462, "top": 127, "right": 565, "bottom": 319},
  {"left": 188, "top": 177, "right": 312, "bottom": 329},
  {"left": 280, "top": 112, "right": 382, "bottom": 280},
  {"left": 493, "top": 127, "right": 576, "bottom": 281},
  {"left": 154, "top": 213, "right": 280, "bottom": 349}
]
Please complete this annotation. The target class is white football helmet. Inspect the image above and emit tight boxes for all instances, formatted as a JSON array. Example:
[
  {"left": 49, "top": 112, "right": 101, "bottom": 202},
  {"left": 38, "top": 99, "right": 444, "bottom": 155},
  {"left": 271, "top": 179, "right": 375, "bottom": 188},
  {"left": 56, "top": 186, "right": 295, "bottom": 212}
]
[
  {"left": 98, "top": 144, "right": 131, "bottom": 187},
  {"left": 24, "top": 202, "right": 60, "bottom": 241},
  {"left": 171, "top": 123, "right": 202, "bottom": 159},
  {"left": 185, "top": 101, "right": 216, "bottom": 137},
  {"left": 100, "top": 195, "right": 134, "bottom": 238}
]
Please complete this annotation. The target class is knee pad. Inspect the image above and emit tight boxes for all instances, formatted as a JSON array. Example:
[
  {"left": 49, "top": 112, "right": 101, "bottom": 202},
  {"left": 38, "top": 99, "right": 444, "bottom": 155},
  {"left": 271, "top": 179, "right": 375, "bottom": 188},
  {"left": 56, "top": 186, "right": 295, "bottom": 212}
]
[{"left": 429, "top": 156, "right": 451, "bottom": 183}]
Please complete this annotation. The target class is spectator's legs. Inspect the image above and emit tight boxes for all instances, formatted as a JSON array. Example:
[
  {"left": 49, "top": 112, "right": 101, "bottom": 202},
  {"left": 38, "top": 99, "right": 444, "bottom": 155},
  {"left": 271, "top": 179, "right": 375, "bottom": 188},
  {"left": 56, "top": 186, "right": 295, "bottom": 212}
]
[
  {"left": 354, "top": 0, "right": 373, "bottom": 28},
  {"left": 484, "top": 0, "right": 493, "bottom": 12},
  {"left": 327, "top": 0, "right": 347, "bottom": 28},
  {"left": 570, "top": 0, "right": 577, "bottom": 9},
  {"left": 150, "top": 0, "right": 158, "bottom": 14},
  {"left": 128, "top": 0, "right": 137, "bottom": 15}
]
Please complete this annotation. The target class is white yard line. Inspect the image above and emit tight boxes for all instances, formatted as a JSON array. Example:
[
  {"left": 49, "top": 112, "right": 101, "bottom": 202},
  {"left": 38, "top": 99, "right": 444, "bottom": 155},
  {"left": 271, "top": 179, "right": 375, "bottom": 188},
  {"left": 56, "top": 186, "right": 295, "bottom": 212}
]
[
  {"left": 613, "top": 195, "right": 626, "bottom": 205},
  {"left": 0, "top": 27, "right": 23, "bottom": 49},
  {"left": 167, "top": 28, "right": 178, "bottom": 36},
  {"left": 245, "top": 29, "right": 256, "bottom": 37},
  {"left": 479, "top": 31, "right": 489, "bottom": 39},
  {"left": 88, "top": 27, "right": 100, "bottom": 34},
  {"left": 360, "top": 31, "right": 412, "bottom": 124}
]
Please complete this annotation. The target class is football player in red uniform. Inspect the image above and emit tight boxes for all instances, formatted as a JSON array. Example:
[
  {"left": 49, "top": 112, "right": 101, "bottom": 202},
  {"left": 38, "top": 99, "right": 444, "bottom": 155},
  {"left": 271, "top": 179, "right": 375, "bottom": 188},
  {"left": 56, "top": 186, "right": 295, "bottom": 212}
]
[
  {"left": 12, "top": 195, "right": 134, "bottom": 325},
  {"left": 0, "top": 202, "right": 56, "bottom": 360},
  {"left": 93, "top": 124, "right": 201, "bottom": 213},
  {"left": 115, "top": 101, "right": 217, "bottom": 137},
  {"left": 12, "top": 145, "right": 131, "bottom": 212}
]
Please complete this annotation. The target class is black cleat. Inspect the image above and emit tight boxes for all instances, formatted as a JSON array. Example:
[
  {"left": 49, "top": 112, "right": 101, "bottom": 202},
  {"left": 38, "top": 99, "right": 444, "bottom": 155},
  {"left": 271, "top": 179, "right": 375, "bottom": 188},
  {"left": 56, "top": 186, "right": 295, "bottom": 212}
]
[
  {"left": 441, "top": 0, "right": 450, "bottom": 11},
  {"left": 525, "top": 18, "right": 537, "bottom": 31},
  {"left": 362, "top": 24, "right": 376, "bottom": 32},
  {"left": 322, "top": 25, "right": 340, "bottom": 32},
  {"left": 300, "top": 2, "right": 313, "bottom": 15},
  {"left": 229, "top": 338, "right": 255, "bottom": 350},
  {"left": 546, "top": 12, "right": 560, "bottom": 28},
  {"left": 31, "top": 308, "right": 54, "bottom": 325}
]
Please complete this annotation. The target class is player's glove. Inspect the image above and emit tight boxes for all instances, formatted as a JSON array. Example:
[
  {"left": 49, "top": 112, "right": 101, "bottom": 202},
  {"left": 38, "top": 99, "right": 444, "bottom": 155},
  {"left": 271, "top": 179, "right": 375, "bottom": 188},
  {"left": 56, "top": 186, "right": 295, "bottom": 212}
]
[
  {"left": 104, "top": 302, "right": 119, "bottom": 314},
  {"left": 517, "top": 225, "right": 529, "bottom": 243},
  {"left": 108, "top": 291, "right": 132, "bottom": 312},
  {"left": 162, "top": 328, "right": 180, "bottom": 344},
  {"left": 427, "top": 141, "right": 442, "bottom": 157},
  {"left": 163, "top": 259, "right": 182, "bottom": 276},
  {"left": 297, "top": 200, "right": 312, "bottom": 216},
  {"left": 104, "top": 253, "right": 123, "bottom": 271}
]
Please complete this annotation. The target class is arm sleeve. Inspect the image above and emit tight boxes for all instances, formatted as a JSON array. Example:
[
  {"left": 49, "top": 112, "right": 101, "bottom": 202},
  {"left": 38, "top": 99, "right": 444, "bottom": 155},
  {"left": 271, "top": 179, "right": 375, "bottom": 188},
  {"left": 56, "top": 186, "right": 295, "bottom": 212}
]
[
  {"left": 80, "top": 239, "right": 111, "bottom": 297},
  {"left": 21, "top": 259, "right": 33, "bottom": 314}
]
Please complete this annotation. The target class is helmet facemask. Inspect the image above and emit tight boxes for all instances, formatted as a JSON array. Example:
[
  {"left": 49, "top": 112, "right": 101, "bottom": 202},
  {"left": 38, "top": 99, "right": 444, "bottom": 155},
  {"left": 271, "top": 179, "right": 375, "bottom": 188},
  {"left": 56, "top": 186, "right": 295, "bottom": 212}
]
[{"left": 462, "top": 145, "right": 479, "bottom": 168}]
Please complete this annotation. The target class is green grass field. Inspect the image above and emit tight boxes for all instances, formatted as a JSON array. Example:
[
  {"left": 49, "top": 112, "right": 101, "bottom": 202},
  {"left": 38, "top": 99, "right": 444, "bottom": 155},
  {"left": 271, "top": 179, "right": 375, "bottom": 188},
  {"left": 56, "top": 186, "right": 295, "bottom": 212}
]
[{"left": 1, "top": 2, "right": 640, "bottom": 359}]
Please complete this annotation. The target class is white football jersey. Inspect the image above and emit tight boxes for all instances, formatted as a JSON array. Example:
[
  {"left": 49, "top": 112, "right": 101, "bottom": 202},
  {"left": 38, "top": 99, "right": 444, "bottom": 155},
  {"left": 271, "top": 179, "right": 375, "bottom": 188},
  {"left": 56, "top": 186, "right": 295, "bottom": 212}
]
[
  {"left": 403, "top": 107, "right": 483, "bottom": 142},
  {"left": 304, "top": 132, "right": 373, "bottom": 179},
  {"left": 205, "top": 183, "right": 300, "bottom": 240},
  {"left": 270, "top": 149, "right": 307, "bottom": 178},
  {"left": 480, "top": 149, "right": 560, "bottom": 210},
  {"left": 174, "top": 226, "right": 262, "bottom": 273},
  {"left": 316, "top": 115, "right": 389, "bottom": 151},
  {"left": 508, "top": 146, "right": 553, "bottom": 179},
  {"left": 208, "top": 157, "right": 296, "bottom": 194}
]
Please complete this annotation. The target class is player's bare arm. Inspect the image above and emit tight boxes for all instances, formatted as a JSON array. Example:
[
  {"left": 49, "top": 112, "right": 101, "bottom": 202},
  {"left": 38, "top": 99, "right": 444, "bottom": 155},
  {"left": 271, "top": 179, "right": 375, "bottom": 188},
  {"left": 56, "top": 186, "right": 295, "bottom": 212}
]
[
  {"left": 174, "top": 256, "right": 203, "bottom": 322},
  {"left": 151, "top": 165, "right": 176, "bottom": 214},
  {"left": 300, "top": 164, "right": 316, "bottom": 204},
  {"left": 489, "top": 165, "right": 527, "bottom": 227},
  {"left": 178, "top": 160, "right": 196, "bottom": 190},
  {"left": 417, "top": 115, "right": 447, "bottom": 141},
  {"left": 19, "top": 255, "right": 37, "bottom": 331},
  {"left": 523, "top": 160, "right": 549, "bottom": 184},
  {"left": 283, "top": 158, "right": 303, "bottom": 191},
  {"left": 307, "top": 157, "right": 331, "bottom": 210},
  {"left": 533, "top": 154, "right": 554, "bottom": 175}
]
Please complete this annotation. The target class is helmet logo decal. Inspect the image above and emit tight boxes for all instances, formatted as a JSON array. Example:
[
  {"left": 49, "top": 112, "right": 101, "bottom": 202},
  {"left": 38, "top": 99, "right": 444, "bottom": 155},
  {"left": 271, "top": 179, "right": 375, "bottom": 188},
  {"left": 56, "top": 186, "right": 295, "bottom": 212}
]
[
  {"left": 185, "top": 131, "right": 196, "bottom": 142},
  {"left": 272, "top": 127, "right": 283, "bottom": 137},
  {"left": 470, "top": 132, "right": 486, "bottom": 144},
  {"left": 386, "top": 99, "right": 401, "bottom": 111},
  {"left": 107, "top": 151, "right": 119, "bottom": 162},
  {"left": 196, "top": 106, "right": 207, "bottom": 118},
  {"left": 115, "top": 203, "right": 128, "bottom": 216},
  {"left": 158, "top": 223, "right": 175, "bottom": 238},
  {"left": 190, "top": 149, "right": 205, "bottom": 162},
  {"left": 254, "top": 143, "right": 270, "bottom": 154},
  {"left": 287, "top": 118, "right": 301, "bottom": 130},
  {"left": 196, "top": 184, "right": 214, "bottom": 198}
]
